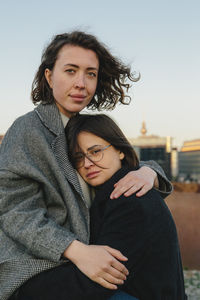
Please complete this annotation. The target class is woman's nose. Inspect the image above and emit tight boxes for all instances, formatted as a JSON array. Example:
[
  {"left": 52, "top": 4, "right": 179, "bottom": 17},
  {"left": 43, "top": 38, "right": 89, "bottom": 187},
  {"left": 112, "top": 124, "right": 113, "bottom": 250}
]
[
  {"left": 84, "top": 156, "right": 94, "bottom": 168},
  {"left": 74, "top": 74, "right": 85, "bottom": 89}
]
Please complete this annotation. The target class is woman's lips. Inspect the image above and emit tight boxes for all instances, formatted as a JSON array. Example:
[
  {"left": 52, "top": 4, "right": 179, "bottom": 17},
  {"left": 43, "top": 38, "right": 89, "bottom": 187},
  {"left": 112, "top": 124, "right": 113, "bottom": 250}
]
[
  {"left": 86, "top": 171, "right": 100, "bottom": 179},
  {"left": 70, "top": 94, "right": 86, "bottom": 102}
]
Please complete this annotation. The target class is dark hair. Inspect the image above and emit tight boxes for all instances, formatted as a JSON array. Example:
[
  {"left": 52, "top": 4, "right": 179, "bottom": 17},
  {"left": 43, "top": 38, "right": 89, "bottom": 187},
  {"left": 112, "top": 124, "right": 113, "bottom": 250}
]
[
  {"left": 65, "top": 114, "right": 139, "bottom": 169},
  {"left": 31, "top": 31, "right": 139, "bottom": 110}
]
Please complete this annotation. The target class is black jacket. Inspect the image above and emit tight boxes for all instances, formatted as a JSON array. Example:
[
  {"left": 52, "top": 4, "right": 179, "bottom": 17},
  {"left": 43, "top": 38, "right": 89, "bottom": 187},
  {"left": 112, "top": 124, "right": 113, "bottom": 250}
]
[{"left": 90, "top": 167, "right": 187, "bottom": 300}]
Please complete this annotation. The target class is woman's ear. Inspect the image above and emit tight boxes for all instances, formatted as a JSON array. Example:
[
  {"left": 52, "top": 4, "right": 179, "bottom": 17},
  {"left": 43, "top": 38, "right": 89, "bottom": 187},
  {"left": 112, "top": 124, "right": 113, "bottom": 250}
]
[
  {"left": 45, "top": 68, "right": 53, "bottom": 88},
  {"left": 119, "top": 151, "right": 125, "bottom": 160}
]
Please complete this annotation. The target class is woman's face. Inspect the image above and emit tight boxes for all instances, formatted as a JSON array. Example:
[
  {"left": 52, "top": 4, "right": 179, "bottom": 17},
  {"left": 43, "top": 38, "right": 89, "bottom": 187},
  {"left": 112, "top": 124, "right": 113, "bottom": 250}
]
[
  {"left": 45, "top": 45, "right": 99, "bottom": 118},
  {"left": 76, "top": 131, "right": 124, "bottom": 186}
]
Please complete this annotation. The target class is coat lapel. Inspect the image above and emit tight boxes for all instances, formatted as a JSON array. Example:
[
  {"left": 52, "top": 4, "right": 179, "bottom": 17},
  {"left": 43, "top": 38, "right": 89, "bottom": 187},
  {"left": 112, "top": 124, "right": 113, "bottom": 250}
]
[{"left": 35, "top": 103, "right": 84, "bottom": 199}]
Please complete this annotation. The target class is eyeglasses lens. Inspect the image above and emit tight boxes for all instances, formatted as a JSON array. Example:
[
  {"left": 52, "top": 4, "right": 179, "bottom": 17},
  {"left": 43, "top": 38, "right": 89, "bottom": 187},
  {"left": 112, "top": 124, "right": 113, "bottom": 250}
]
[{"left": 74, "top": 147, "right": 103, "bottom": 168}]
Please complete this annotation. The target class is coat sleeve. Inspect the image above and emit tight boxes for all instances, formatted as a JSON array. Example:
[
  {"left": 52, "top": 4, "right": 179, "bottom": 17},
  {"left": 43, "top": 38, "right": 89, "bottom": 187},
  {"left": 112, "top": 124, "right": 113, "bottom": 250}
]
[
  {"left": 0, "top": 168, "right": 77, "bottom": 262},
  {"left": 139, "top": 160, "right": 173, "bottom": 198},
  {"left": 0, "top": 119, "right": 77, "bottom": 262}
]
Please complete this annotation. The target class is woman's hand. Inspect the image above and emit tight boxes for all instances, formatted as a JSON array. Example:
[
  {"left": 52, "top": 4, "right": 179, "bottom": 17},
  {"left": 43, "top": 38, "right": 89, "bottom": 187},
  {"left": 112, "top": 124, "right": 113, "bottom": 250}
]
[
  {"left": 110, "top": 166, "right": 159, "bottom": 199},
  {"left": 64, "top": 240, "right": 129, "bottom": 289}
]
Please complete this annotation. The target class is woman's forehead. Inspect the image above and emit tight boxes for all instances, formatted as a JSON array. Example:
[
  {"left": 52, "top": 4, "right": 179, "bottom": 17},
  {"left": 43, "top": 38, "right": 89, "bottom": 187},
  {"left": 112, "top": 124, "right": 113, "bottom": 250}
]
[
  {"left": 56, "top": 45, "right": 99, "bottom": 69},
  {"left": 77, "top": 132, "right": 106, "bottom": 149}
]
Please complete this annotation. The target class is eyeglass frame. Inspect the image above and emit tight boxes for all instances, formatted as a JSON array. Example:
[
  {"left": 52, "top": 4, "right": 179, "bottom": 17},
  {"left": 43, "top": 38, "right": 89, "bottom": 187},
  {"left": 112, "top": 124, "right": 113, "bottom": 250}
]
[{"left": 73, "top": 144, "right": 112, "bottom": 168}]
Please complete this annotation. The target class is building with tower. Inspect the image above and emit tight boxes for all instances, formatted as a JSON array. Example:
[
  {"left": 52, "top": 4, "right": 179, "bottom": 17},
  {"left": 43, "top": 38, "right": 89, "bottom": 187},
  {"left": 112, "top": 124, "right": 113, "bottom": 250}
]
[{"left": 128, "top": 122, "right": 172, "bottom": 179}]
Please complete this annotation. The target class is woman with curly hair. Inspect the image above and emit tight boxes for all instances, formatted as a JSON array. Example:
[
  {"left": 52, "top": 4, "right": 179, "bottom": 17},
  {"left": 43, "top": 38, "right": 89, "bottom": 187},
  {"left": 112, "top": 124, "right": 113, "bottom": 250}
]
[{"left": 0, "top": 31, "right": 172, "bottom": 300}]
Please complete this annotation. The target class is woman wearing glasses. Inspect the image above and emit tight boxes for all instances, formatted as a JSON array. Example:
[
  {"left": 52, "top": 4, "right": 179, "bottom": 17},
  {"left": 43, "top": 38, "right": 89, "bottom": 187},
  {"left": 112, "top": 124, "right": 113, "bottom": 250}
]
[{"left": 64, "top": 114, "right": 186, "bottom": 300}]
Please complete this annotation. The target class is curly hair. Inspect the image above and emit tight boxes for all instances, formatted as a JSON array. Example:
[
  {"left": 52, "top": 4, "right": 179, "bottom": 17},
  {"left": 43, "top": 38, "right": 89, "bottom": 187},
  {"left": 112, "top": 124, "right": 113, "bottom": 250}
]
[{"left": 31, "top": 31, "right": 139, "bottom": 110}]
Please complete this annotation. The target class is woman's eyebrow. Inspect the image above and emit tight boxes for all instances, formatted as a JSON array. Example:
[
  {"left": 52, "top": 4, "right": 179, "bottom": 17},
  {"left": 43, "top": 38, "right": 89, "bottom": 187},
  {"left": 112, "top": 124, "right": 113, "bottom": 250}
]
[
  {"left": 64, "top": 63, "right": 78, "bottom": 68},
  {"left": 87, "top": 67, "right": 99, "bottom": 71},
  {"left": 64, "top": 64, "right": 98, "bottom": 71},
  {"left": 87, "top": 145, "right": 102, "bottom": 151}
]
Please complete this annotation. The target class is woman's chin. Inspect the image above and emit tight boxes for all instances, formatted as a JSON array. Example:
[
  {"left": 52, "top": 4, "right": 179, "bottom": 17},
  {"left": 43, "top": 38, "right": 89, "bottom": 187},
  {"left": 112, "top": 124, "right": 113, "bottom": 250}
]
[{"left": 86, "top": 177, "right": 106, "bottom": 187}]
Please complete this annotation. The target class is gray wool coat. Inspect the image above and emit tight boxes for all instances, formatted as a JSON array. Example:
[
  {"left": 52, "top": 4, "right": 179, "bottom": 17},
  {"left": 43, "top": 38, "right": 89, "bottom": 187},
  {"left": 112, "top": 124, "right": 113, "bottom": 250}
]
[{"left": 0, "top": 103, "right": 172, "bottom": 300}]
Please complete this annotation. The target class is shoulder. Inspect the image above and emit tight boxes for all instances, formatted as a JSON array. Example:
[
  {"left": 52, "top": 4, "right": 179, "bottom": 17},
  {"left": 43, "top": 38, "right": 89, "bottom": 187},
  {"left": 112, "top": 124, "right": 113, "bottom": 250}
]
[
  {"left": 105, "top": 190, "right": 174, "bottom": 237},
  {"left": 0, "top": 109, "right": 54, "bottom": 170},
  {"left": 1, "top": 105, "right": 59, "bottom": 149},
  {"left": 108, "top": 187, "right": 170, "bottom": 221},
  {"left": 1, "top": 112, "right": 38, "bottom": 152},
  {"left": 94, "top": 167, "right": 164, "bottom": 211},
  {"left": 2, "top": 110, "right": 39, "bottom": 141},
  {"left": 132, "top": 189, "right": 175, "bottom": 230}
]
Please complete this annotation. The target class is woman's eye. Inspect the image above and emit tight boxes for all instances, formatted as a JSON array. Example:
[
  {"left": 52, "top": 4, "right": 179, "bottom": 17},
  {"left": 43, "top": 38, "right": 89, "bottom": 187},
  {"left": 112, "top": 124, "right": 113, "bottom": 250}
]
[
  {"left": 92, "top": 149, "right": 101, "bottom": 155},
  {"left": 88, "top": 72, "right": 97, "bottom": 77},
  {"left": 65, "top": 69, "right": 75, "bottom": 74}
]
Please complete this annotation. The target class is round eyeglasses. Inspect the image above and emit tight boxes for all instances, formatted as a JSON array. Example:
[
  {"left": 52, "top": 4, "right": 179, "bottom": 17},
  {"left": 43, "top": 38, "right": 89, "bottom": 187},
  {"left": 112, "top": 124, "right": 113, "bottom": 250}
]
[{"left": 73, "top": 144, "right": 111, "bottom": 168}]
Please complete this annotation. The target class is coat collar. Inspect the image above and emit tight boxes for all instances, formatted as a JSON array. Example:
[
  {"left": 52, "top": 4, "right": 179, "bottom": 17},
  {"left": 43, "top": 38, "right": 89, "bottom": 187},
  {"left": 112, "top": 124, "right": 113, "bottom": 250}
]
[
  {"left": 34, "top": 103, "right": 85, "bottom": 201},
  {"left": 34, "top": 102, "right": 63, "bottom": 136}
]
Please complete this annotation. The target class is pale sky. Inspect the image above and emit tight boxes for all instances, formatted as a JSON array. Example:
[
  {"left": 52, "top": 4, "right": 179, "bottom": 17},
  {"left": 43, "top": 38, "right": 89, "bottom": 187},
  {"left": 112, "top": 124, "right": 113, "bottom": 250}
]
[{"left": 0, "top": 0, "right": 199, "bottom": 149}]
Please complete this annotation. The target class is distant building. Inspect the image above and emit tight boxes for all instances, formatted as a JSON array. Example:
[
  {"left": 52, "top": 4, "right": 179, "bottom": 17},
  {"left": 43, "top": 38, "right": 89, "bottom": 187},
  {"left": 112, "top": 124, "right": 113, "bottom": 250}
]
[
  {"left": 128, "top": 122, "right": 172, "bottom": 179},
  {"left": 171, "top": 147, "right": 179, "bottom": 179},
  {"left": 179, "top": 139, "right": 200, "bottom": 182},
  {"left": 0, "top": 135, "right": 4, "bottom": 145}
]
